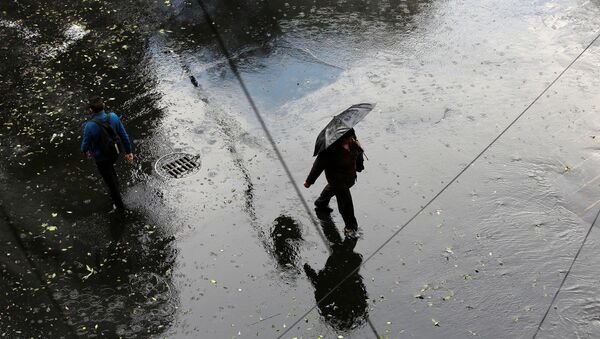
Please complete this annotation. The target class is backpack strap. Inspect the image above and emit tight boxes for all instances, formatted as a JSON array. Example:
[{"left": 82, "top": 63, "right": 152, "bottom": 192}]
[{"left": 91, "top": 116, "right": 117, "bottom": 137}]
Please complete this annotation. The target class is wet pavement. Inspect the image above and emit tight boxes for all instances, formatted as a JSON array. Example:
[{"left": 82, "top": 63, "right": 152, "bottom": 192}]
[{"left": 2, "top": 0, "right": 600, "bottom": 338}]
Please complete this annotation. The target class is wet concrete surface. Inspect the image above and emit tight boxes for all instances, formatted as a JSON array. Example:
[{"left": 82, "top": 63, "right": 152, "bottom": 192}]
[{"left": 2, "top": 0, "right": 600, "bottom": 338}]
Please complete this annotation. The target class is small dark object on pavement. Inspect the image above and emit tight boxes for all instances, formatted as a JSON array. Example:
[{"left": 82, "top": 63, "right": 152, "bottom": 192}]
[{"left": 190, "top": 75, "right": 199, "bottom": 87}]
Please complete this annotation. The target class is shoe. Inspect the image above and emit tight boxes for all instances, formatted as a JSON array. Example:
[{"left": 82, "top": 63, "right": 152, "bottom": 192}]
[
  {"left": 314, "top": 205, "right": 333, "bottom": 213},
  {"left": 344, "top": 228, "right": 360, "bottom": 239}
]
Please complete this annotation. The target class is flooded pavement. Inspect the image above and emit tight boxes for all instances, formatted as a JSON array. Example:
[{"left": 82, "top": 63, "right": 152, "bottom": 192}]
[{"left": 2, "top": 0, "right": 600, "bottom": 338}]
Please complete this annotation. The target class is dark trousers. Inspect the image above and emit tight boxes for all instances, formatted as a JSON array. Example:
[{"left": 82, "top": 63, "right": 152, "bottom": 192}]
[
  {"left": 96, "top": 160, "right": 125, "bottom": 212},
  {"left": 315, "top": 184, "right": 358, "bottom": 230}
]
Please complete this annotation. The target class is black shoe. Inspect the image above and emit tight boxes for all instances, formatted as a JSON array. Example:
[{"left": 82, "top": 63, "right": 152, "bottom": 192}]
[
  {"left": 314, "top": 209, "right": 335, "bottom": 222},
  {"left": 314, "top": 205, "right": 333, "bottom": 213}
]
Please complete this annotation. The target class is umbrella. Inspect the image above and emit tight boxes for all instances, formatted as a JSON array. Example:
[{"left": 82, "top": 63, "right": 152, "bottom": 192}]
[{"left": 313, "top": 103, "right": 375, "bottom": 156}]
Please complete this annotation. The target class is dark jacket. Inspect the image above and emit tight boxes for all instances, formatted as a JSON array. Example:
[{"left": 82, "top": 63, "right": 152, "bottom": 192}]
[
  {"left": 306, "top": 140, "right": 362, "bottom": 187},
  {"left": 80, "top": 111, "right": 132, "bottom": 163}
]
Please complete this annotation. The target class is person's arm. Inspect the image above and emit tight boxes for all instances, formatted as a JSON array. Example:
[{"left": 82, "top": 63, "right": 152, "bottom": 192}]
[
  {"left": 110, "top": 112, "right": 134, "bottom": 163},
  {"left": 351, "top": 137, "right": 363, "bottom": 153},
  {"left": 80, "top": 123, "right": 92, "bottom": 155},
  {"left": 304, "top": 154, "right": 326, "bottom": 187},
  {"left": 111, "top": 113, "right": 132, "bottom": 153}
]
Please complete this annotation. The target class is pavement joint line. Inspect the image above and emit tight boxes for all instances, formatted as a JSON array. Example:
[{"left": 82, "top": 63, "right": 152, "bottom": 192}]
[
  {"left": 193, "top": 1, "right": 382, "bottom": 338},
  {"left": 531, "top": 205, "right": 600, "bottom": 338},
  {"left": 247, "top": 312, "right": 282, "bottom": 326},
  {"left": 585, "top": 197, "right": 600, "bottom": 211},
  {"left": 275, "top": 28, "right": 600, "bottom": 338},
  {"left": 572, "top": 165, "right": 600, "bottom": 194}
]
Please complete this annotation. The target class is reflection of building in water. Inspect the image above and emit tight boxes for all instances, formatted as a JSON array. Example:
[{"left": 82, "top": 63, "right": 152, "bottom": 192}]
[
  {"left": 303, "top": 212, "right": 368, "bottom": 331},
  {"left": 270, "top": 215, "right": 303, "bottom": 278}
]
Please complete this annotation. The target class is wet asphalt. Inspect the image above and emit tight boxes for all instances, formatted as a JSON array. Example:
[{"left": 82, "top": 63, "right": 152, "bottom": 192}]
[{"left": 2, "top": 0, "right": 600, "bottom": 338}]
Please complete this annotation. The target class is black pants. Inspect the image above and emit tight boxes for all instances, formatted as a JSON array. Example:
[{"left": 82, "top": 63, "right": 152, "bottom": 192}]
[
  {"left": 315, "top": 184, "right": 358, "bottom": 230},
  {"left": 96, "top": 160, "right": 125, "bottom": 212}
]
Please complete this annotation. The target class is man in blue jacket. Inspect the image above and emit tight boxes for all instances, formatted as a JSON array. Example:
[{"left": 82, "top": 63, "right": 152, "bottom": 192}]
[{"left": 81, "top": 96, "right": 134, "bottom": 215}]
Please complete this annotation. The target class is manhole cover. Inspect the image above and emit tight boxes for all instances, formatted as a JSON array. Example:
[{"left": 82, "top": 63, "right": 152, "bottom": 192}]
[{"left": 155, "top": 152, "right": 201, "bottom": 179}]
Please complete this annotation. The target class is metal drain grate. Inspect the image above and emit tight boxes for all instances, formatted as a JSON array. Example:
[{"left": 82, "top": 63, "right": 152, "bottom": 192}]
[{"left": 155, "top": 152, "right": 201, "bottom": 179}]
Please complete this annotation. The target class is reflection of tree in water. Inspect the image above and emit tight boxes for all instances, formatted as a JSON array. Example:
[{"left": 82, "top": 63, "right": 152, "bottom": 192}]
[
  {"left": 303, "top": 212, "right": 368, "bottom": 331},
  {"left": 270, "top": 215, "right": 303, "bottom": 278},
  {"left": 163, "top": 0, "right": 432, "bottom": 63}
]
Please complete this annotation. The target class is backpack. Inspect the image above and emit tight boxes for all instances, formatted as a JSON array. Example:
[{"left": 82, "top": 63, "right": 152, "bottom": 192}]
[
  {"left": 356, "top": 151, "right": 365, "bottom": 172},
  {"left": 353, "top": 138, "right": 366, "bottom": 172},
  {"left": 92, "top": 115, "right": 123, "bottom": 161}
]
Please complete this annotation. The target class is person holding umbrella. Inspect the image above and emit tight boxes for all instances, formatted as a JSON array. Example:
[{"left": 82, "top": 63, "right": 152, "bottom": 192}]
[{"left": 304, "top": 103, "right": 374, "bottom": 237}]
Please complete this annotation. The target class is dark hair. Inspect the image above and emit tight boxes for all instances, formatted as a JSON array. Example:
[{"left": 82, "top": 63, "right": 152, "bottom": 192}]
[
  {"left": 339, "top": 129, "right": 356, "bottom": 143},
  {"left": 88, "top": 95, "right": 104, "bottom": 113},
  {"left": 344, "top": 128, "right": 356, "bottom": 140},
  {"left": 330, "top": 129, "right": 356, "bottom": 150}
]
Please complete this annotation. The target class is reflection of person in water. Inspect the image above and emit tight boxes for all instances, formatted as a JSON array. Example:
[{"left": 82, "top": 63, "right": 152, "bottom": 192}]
[{"left": 303, "top": 211, "right": 368, "bottom": 331}]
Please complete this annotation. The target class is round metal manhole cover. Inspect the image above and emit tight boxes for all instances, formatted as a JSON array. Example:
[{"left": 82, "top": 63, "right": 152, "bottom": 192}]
[{"left": 155, "top": 152, "right": 201, "bottom": 179}]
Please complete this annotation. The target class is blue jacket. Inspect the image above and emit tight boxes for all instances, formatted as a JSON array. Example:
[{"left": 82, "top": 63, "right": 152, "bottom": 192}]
[{"left": 80, "top": 111, "right": 132, "bottom": 162}]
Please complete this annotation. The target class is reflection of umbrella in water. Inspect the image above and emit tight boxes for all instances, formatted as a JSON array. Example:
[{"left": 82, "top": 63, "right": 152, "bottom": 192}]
[{"left": 313, "top": 103, "right": 375, "bottom": 156}]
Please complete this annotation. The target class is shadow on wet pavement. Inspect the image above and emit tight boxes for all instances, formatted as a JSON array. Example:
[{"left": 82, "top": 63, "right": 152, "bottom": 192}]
[{"left": 304, "top": 211, "right": 369, "bottom": 332}]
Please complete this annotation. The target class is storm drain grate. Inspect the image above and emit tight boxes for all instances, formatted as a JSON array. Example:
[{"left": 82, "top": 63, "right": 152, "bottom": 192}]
[{"left": 155, "top": 152, "right": 201, "bottom": 179}]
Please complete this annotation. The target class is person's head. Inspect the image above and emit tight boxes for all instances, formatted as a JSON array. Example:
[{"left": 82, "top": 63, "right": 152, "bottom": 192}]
[
  {"left": 87, "top": 95, "right": 105, "bottom": 114},
  {"left": 340, "top": 129, "right": 356, "bottom": 144}
]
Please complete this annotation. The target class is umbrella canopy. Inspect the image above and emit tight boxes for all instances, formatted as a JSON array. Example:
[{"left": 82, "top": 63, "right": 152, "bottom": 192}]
[{"left": 313, "top": 103, "right": 375, "bottom": 156}]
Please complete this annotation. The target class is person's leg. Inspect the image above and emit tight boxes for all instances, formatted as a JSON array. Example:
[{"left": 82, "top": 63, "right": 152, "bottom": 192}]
[
  {"left": 96, "top": 161, "right": 125, "bottom": 213},
  {"left": 315, "top": 184, "right": 335, "bottom": 210},
  {"left": 335, "top": 187, "right": 358, "bottom": 231}
]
